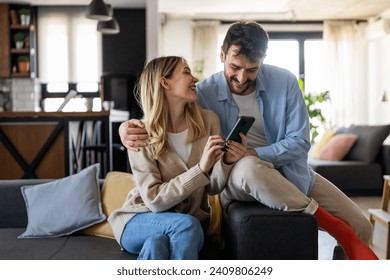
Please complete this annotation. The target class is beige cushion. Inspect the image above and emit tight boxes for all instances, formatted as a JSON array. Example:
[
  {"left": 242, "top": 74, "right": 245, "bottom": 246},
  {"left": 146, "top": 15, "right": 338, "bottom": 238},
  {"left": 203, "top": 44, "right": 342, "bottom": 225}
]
[
  {"left": 317, "top": 134, "right": 358, "bottom": 161},
  {"left": 82, "top": 171, "right": 135, "bottom": 239},
  {"left": 309, "top": 128, "right": 336, "bottom": 158}
]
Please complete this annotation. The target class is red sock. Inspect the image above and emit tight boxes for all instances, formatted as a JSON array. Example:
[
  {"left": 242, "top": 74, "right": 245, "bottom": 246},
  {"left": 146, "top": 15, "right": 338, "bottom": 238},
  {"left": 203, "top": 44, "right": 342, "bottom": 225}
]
[{"left": 314, "top": 207, "right": 378, "bottom": 260}]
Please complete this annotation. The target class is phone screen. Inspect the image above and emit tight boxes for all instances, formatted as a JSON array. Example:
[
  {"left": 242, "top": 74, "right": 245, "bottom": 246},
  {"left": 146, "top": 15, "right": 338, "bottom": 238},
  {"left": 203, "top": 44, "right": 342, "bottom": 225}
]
[{"left": 222, "top": 116, "right": 255, "bottom": 151}]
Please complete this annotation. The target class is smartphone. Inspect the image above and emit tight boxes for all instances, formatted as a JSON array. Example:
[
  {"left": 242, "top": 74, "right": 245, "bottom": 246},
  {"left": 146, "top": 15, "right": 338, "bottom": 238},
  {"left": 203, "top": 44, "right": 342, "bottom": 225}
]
[{"left": 222, "top": 116, "right": 255, "bottom": 151}]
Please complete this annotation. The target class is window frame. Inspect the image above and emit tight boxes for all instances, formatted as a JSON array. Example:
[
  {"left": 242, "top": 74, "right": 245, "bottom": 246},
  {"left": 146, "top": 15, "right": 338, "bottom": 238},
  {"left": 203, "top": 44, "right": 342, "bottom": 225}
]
[{"left": 267, "top": 30, "right": 323, "bottom": 81}]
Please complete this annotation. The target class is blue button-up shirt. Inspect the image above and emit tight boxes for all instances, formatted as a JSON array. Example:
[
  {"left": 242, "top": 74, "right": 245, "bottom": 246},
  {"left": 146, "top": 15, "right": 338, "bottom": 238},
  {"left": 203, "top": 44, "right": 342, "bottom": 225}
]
[{"left": 196, "top": 64, "right": 316, "bottom": 195}]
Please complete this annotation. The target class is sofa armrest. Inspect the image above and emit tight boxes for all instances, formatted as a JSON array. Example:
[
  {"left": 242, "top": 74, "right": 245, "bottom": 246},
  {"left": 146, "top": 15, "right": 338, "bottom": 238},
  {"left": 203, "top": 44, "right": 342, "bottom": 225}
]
[
  {"left": 223, "top": 201, "right": 318, "bottom": 260},
  {"left": 0, "top": 179, "right": 105, "bottom": 229},
  {"left": 0, "top": 185, "right": 28, "bottom": 228},
  {"left": 0, "top": 179, "right": 59, "bottom": 228},
  {"left": 380, "top": 145, "right": 390, "bottom": 175}
]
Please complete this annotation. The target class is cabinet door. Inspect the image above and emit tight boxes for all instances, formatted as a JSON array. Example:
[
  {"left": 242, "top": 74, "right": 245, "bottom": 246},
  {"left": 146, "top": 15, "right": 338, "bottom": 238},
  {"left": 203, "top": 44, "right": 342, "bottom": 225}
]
[{"left": 0, "top": 4, "right": 11, "bottom": 78}]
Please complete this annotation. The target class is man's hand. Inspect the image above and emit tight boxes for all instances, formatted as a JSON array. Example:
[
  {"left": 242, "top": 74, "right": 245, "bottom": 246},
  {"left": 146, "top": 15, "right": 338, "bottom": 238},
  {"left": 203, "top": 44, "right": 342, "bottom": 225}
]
[
  {"left": 223, "top": 132, "right": 248, "bottom": 164},
  {"left": 118, "top": 119, "right": 149, "bottom": 151},
  {"left": 245, "top": 149, "right": 258, "bottom": 157}
]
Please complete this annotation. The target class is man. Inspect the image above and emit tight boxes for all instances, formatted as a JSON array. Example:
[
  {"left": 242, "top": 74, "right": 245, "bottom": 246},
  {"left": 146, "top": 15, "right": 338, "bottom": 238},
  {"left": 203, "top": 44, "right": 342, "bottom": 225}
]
[{"left": 118, "top": 21, "right": 377, "bottom": 259}]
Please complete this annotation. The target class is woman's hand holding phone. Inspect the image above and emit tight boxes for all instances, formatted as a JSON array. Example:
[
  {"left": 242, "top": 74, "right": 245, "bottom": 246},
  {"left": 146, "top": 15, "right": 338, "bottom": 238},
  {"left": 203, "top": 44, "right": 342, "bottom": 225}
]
[
  {"left": 221, "top": 116, "right": 255, "bottom": 151},
  {"left": 223, "top": 133, "right": 248, "bottom": 164}
]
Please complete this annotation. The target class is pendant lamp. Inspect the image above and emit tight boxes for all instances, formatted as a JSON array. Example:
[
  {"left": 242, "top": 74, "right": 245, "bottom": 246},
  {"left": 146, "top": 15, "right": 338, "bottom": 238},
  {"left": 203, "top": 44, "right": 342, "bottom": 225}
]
[
  {"left": 97, "top": 4, "right": 119, "bottom": 34},
  {"left": 86, "top": 0, "right": 112, "bottom": 21},
  {"left": 97, "top": 17, "right": 120, "bottom": 34}
]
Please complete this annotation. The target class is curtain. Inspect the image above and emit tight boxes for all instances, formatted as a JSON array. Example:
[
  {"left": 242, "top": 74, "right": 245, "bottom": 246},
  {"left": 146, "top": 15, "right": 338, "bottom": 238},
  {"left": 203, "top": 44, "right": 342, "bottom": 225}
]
[
  {"left": 38, "top": 7, "right": 102, "bottom": 83},
  {"left": 192, "top": 21, "right": 220, "bottom": 80},
  {"left": 323, "top": 21, "right": 368, "bottom": 127}
]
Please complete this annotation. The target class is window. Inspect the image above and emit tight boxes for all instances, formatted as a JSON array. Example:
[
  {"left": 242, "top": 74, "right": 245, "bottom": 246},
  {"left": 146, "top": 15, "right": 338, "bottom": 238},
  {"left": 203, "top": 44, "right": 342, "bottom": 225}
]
[
  {"left": 304, "top": 40, "right": 329, "bottom": 93},
  {"left": 38, "top": 7, "right": 102, "bottom": 111},
  {"left": 266, "top": 38, "right": 329, "bottom": 94},
  {"left": 265, "top": 30, "right": 331, "bottom": 141},
  {"left": 217, "top": 23, "right": 330, "bottom": 141},
  {"left": 266, "top": 40, "right": 299, "bottom": 77}
]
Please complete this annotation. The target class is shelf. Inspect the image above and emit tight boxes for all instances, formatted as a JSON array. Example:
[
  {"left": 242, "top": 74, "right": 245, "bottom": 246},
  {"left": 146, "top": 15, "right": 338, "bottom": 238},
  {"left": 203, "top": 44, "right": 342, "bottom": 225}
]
[
  {"left": 10, "top": 24, "right": 31, "bottom": 30},
  {"left": 0, "top": 3, "right": 35, "bottom": 79},
  {"left": 10, "top": 48, "right": 29, "bottom": 54},
  {"left": 11, "top": 72, "right": 30, "bottom": 78}
]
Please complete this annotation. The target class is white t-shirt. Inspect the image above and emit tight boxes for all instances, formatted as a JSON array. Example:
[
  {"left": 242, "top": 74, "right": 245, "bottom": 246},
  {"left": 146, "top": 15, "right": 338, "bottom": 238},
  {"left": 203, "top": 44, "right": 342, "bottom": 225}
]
[
  {"left": 232, "top": 91, "right": 268, "bottom": 148},
  {"left": 167, "top": 129, "right": 192, "bottom": 163}
]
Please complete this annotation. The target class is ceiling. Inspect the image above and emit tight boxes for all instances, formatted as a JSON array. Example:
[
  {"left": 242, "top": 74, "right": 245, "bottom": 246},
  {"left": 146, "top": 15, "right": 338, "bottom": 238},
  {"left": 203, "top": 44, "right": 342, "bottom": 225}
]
[{"left": 6, "top": 0, "right": 390, "bottom": 22}]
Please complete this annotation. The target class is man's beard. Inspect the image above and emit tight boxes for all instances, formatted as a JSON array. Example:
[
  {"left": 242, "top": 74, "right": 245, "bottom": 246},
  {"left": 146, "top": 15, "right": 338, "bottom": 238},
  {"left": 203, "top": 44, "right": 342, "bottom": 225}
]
[{"left": 229, "top": 76, "right": 255, "bottom": 95}]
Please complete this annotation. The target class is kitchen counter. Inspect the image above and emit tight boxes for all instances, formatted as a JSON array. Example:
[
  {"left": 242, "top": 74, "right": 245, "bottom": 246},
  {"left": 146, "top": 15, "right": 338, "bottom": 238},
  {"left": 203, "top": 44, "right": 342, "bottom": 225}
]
[{"left": 0, "top": 110, "right": 129, "bottom": 179}]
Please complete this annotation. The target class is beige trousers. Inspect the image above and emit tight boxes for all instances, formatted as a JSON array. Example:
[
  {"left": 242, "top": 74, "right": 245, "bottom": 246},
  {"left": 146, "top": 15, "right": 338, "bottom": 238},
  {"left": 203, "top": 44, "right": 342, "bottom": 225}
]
[{"left": 221, "top": 156, "right": 373, "bottom": 244}]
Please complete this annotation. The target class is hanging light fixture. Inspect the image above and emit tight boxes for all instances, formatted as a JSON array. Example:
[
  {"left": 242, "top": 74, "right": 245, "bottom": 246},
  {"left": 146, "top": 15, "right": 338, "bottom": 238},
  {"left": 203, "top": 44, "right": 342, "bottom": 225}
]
[
  {"left": 97, "top": 4, "right": 120, "bottom": 34},
  {"left": 380, "top": 90, "right": 389, "bottom": 103},
  {"left": 86, "top": 0, "right": 112, "bottom": 21},
  {"left": 97, "top": 18, "right": 120, "bottom": 34}
]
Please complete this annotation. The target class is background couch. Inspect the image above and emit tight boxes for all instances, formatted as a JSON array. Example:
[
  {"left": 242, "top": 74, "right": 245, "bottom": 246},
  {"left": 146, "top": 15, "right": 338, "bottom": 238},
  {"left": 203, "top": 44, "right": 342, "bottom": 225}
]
[
  {"left": 0, "top": 165, "right": 319, "bottom": 260},
  {"left": 308, "top": 124, "right": 390, "bottom": 196}
]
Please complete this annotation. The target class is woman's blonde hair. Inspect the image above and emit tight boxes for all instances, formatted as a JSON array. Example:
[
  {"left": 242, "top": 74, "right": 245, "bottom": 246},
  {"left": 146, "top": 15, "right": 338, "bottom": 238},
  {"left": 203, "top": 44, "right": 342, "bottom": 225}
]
[{"left": 135, "top": 56, "right": 206, "bottom": 159}]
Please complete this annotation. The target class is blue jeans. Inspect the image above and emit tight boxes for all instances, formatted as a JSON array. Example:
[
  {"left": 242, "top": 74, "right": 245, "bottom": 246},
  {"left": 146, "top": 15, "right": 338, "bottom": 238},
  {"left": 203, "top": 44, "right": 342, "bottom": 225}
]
[{"left": 120, "top": 212, "right": 204, "bottom": 260}]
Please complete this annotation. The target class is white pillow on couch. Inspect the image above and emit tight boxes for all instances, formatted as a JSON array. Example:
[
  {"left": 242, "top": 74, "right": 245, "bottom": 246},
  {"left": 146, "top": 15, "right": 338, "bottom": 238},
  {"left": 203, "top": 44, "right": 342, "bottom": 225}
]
[{"left": 18, "top": 164, "right": 106, "bottom": 238}]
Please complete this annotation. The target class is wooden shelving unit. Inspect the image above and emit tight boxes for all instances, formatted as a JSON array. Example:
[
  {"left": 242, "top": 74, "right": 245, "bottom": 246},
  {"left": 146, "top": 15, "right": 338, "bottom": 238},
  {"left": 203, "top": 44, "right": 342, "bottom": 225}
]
[
  {"left": 0, "top": 3, "right": 36, "bottom": 79},
  {"left": 0, "top": 4, "right": 10, "bottom": 78}
]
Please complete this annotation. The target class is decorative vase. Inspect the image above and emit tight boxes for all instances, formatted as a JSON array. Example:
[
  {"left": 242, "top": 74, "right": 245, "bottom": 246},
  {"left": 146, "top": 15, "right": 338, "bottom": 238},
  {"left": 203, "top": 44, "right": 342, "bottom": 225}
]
[
  {"left": 15, "top": 41, "right": 24, "bottom": 49},
  {"left": 17, "top": 61, "right": 30, "bottom": 73},
  {"left": 20, "top": 15, "right": 31, "bottom": 26}
]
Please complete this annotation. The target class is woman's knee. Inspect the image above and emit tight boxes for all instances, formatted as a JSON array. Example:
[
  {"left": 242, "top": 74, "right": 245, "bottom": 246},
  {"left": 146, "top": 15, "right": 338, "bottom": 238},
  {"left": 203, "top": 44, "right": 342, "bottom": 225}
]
[
  {"left": 144, "top": 234, "right": 169, "bottom": 248},
  {"left": 175, "top": 215, "right": 204, "bottom": 246},
  {"left": 144, "top": 234, "right": 170, "bottom": 255},
  {"left": 179, "top": 215, "right": 203, "bottom": 233},
  {"left": 138, "top": 234, "right": 170, "bottom": 260}
]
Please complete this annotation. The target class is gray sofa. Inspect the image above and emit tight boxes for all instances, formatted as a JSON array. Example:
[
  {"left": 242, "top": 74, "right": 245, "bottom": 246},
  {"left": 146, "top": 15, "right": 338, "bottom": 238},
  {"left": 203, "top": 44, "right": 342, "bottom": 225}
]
[
  {"left": 308, "top": 124, "right": 390, "bottom": 196},
  {"left": 0, "top": 178, "right": 319, "bottom": 260},
  {"left": 308, "top": 145, "right": 390, "bottom": 196}
]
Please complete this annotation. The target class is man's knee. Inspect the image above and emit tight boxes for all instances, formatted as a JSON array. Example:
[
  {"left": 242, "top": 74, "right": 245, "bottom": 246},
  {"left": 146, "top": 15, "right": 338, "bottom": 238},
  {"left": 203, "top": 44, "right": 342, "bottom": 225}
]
[
  {"left": 232, "top": 155, "right": 273, "bottom": 173},
  {"left": 359, "top": 220, "right": 374, "bottom": 244}
]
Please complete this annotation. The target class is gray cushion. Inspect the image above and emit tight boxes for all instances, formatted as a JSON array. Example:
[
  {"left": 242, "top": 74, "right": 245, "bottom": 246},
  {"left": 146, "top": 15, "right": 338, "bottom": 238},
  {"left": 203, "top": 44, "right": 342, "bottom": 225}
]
[
  {"left": 343, "top": 124, "right": 390, "bottom": 163},
  {"left": 18, "top": 164, "right": 106, "bottom": 238}
]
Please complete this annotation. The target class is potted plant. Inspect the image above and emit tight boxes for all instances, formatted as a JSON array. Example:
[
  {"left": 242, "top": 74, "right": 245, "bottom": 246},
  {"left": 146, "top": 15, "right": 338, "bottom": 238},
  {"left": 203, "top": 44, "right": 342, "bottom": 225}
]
[
  {"left": 298, "top": 79, "right": 330, "bottom": 143},
  {"left": 17, "top": 55, "right": 30, "bottom": 73},
  {"left": 19, "top": 8, "right": 31, "bottom": 26},
  {"left": 13, "top": 32, "right": 25, "bottom": 49}
]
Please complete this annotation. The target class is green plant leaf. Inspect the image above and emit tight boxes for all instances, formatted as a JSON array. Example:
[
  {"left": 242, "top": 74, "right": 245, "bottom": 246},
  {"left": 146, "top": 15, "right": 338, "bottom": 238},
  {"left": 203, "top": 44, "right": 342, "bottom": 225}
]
[{"left": 300, "top": 79, "right": 330, "bottom": 143}]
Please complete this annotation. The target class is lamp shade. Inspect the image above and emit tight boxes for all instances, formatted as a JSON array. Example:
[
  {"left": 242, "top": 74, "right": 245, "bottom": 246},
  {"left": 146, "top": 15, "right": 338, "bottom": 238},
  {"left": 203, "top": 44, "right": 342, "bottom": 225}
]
[
  {"left": 86, "top": 0, "right": 112, "bottom": 21},
  {"left": 97, "top": 17, "right": 120, "bottom": 34}
]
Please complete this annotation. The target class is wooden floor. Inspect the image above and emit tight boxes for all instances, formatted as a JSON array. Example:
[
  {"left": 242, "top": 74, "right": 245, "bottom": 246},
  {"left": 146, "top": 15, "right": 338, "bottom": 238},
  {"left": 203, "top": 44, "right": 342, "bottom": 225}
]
[{"left": 318, "top": 196, "right": 387, "bottom": 260}]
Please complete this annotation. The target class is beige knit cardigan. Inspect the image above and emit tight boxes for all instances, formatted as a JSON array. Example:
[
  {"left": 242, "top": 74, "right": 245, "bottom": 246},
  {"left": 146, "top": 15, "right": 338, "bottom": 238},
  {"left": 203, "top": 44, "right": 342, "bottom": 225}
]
[{"left": 108, "top": 109, "right": 234, "bottom": 245}]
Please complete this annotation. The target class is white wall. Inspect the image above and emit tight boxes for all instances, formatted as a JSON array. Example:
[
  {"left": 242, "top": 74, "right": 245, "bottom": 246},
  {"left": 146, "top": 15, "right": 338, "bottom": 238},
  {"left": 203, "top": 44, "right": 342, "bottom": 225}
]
[
  {"left": 366, "top": 19, "right": 390, "bottom": 125},
  {"left": 160, "top": 19, "right": 194, "bottom": 64},
  {"left": 146, "top": 0, "right": 160, "bottom": 62}
]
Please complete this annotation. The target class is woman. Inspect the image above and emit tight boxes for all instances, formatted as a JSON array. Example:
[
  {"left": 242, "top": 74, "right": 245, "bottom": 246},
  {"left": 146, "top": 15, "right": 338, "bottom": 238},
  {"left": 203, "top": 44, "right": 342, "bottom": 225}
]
[{"left": 108, "top": 56, "right": 245, "bottom": 260}]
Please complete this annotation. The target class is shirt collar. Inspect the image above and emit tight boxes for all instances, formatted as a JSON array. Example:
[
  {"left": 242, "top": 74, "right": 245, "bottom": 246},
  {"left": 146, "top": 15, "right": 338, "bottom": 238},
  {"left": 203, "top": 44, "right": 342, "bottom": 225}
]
[{"left": 256, "top": 66, "right": 266, "bottom": 96}]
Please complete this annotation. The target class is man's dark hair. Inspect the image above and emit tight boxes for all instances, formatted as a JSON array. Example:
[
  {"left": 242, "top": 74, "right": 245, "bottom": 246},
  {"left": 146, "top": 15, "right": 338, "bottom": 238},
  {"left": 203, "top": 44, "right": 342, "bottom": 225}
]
[{"left": 221, "top": 21, "right": 269, "bottom": 61}]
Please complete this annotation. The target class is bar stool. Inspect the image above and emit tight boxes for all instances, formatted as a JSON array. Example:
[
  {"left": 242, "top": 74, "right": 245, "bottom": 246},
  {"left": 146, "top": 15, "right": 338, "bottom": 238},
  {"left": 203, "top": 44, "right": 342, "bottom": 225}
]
[{"left": 368, "top": 175, "right": 390, "bottom": 259}]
